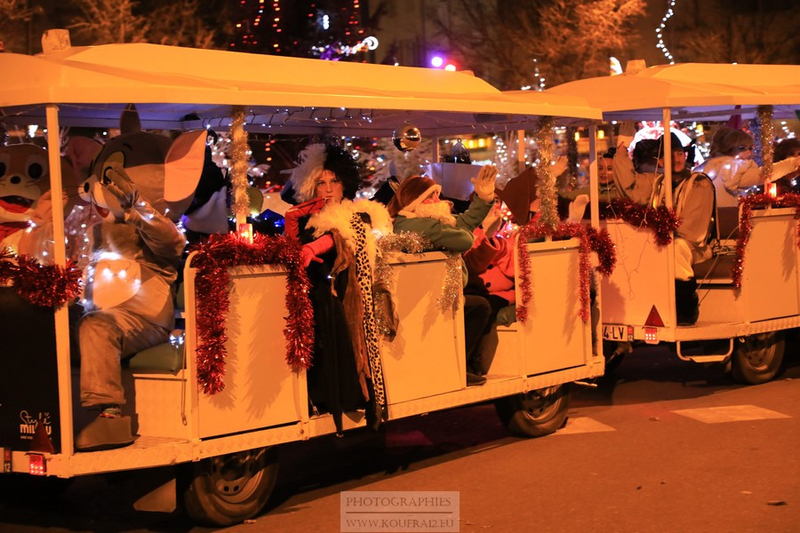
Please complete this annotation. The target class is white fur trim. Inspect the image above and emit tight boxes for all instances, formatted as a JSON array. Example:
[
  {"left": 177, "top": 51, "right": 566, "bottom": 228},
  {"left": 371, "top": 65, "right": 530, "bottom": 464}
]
[
  {"left": 401, "top": 201, "right": 457, "bottom": 227},
  {"left": 307, "top": 199, "right": 392, "bottom": 273},
  {"left": 289, "top": 144, "right": 327, "bottom": 202}
]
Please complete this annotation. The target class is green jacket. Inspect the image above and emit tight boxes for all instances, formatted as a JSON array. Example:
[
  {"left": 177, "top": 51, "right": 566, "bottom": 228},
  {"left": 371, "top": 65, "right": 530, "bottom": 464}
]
[{"left": 393, "top": 197, "right": 492, "bottom": 285}]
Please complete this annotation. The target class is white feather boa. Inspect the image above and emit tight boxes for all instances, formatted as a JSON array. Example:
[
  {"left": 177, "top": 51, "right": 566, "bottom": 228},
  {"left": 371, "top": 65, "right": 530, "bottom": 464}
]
[{"left": 307, "top": 199, "right": 392, "bottom": 271}]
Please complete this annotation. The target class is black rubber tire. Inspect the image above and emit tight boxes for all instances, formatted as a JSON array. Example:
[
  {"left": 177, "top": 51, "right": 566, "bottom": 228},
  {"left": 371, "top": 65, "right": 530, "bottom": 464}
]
[
  {"left": 494, "top": 385, "right": 570, "bottom": 438},
  {"left": 180, "top": 446, "right": 278, "bottom": 527},
  {"left": 731, "top": 331, "right": 785, "bottom": 385}
]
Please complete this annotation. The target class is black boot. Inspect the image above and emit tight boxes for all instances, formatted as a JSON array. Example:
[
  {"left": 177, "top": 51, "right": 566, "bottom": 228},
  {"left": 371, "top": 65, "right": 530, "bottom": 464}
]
[{"left": 675, "top": 278, "right": 699, "bottom": 325}]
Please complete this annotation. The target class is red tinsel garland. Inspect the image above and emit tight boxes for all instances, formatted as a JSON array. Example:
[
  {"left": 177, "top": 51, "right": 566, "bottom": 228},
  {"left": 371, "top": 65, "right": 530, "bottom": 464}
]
[
  {"left": 190, "top": 233, "right": 314, "bottom": 395},
  {"left": 515, "top": 222, "right": 616, "bottom": 324},
  {"left": 601, "top": 198, "right": 679, "bottom": 247},
  {"left": 732, "top": 193, "right": 800, "bottom": 288},
  {"left": 0, "top": 250, "right": 82, "bottom": 308},
  {"left": 586, "top": 226, "right": 616, "bottom": 277}
]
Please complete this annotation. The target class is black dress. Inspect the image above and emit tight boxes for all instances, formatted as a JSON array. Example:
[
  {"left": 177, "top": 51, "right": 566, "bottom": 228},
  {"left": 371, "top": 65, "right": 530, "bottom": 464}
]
[{"left": 298, "top": 216, "right": 365, "bottom": 434}]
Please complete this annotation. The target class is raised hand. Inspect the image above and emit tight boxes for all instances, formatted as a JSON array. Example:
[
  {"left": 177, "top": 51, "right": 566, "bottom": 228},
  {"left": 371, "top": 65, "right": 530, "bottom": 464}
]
[
  {"left": 471, "top": 165, "right": 499, "bottom": 202},
  {"left": 617, "top": 120, "right": 637, "bottom": 148},
  {"left": 551, "top": 155, "right": 568, "bottom": 177},
  {"left": 481, "top": 200, "right": 504, "bottom": 236},
  {"left": 101, "top": 163, "right": 139, "bottom": 210}
]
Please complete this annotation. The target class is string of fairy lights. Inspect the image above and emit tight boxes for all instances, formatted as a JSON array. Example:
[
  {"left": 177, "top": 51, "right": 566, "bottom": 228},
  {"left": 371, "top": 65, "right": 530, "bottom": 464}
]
[
  {"left": 272, "top": 0, "right": 282, "bottom": 53},
  {"left": 655, "top": 0, "right": 677, "bottom": 64}
]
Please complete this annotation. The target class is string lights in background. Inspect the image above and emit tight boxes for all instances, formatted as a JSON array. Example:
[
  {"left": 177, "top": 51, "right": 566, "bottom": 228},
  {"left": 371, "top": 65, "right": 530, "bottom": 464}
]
[
  {"left": 521, "top": 58, "right": 546, "bottom": 91},
  {"left": 272, "top": 0, "right": 282, "bottom": 53},
  {"left": 779, "top": 120, "right": 796, "bottom": 139},
  {"left": 655, "top": 0, "right": 677, "bottom": 64}
]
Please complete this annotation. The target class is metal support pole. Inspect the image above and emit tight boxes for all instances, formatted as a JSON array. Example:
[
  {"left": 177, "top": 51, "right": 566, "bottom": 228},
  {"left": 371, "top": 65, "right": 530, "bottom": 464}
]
[
  {"left": 662, "top": 108, "right": 673, "bottom": 210},
  {"left": 588, "top": 123, "right": 601, "bottom": 359},
  {"left": 662, "top": 107, "right": 677, "bottom": 322},
  {"left": 46, "top": 104, "right": 75, "bottom": 463},
  {"left": 588, "top": 124, "right": 599, "bottom": 229}
]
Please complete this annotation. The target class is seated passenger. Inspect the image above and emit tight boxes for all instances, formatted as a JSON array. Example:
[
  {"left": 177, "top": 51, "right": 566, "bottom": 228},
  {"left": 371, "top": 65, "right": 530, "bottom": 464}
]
[
  {"left": 772, "top": 138, "right": 800, "bottom": 194},
  {"left": 73, "top": 111, "right": 206, "bottom": 451},
  {"left": 465, "top": 165, "right": 548, "bottom": 327},
  {"left": 464, "top": 201, "right": 515, "bottom": 330},
  {"left": 388, "top": 166, "right": 499, "bottom": 386},
  {"left": 560, "top": 148, "right": 626, "bottom": 214},
  {"left": 614, "top": 131, "right": 714, "bottom": 325},
  {"left": 283, "top": 143, "right": 390, "bottom": 433},
  {"left": 632, "top": 139, "right": 661, "bottom": 173},
  {"left": 700, "top": 127, "right": 800, "bottom": 207},
  {"left": 774, "top": 138, "right": 800, "bottom": 163}
]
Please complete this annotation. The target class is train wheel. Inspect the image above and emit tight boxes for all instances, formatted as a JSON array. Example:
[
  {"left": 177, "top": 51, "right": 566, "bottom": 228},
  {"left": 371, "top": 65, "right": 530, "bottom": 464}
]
[
  {"left": 180, "top": 446, "right": 278, "bottom": 527},
  {"left": 731, "top": 331, "right": 785, "bottom": 385},
  {"left": 495, "top": 385, "right": 570, "bottom": 438}
]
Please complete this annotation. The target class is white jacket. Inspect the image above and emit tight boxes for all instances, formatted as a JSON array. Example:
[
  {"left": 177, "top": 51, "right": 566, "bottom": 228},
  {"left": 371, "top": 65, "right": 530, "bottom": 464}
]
[{"left": 702, "top": 155, "right": 800, "bottom": 207}]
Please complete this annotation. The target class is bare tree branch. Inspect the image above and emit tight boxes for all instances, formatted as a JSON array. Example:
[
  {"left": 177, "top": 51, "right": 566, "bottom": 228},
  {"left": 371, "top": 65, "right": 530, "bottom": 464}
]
[{"left": 432, "top": 0, "right": 646, "bottom": 90}]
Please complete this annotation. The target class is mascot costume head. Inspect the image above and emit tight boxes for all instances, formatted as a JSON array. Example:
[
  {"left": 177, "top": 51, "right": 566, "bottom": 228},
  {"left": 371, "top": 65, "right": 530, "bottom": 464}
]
[{"left": 0, "top": 144, "right": 83, "bottom": 257}]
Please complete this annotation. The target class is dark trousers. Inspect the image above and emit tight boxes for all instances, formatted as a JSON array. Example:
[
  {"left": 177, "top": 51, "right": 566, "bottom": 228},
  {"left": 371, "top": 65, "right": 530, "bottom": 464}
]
[{"left": 464, "top": 294, "right": 492, "bottom": 364}]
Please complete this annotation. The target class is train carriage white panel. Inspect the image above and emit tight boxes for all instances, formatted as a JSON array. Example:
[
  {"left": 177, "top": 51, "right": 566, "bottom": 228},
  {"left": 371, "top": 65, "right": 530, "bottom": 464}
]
[
  {"left": 517, "top": 240, "right": 592, "bottom": 375},
  {"left": 381, "top": 253, "right": 466, "bottom": 407},
  {"left": 196, "top": 267, "right": 305, "bottom": 438}
]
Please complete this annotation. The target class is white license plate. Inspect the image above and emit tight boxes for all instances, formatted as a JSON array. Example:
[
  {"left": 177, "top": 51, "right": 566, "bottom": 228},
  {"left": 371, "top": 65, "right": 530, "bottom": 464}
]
[{"left": 602, "top": 325, "right": 630, "bottom": 341}]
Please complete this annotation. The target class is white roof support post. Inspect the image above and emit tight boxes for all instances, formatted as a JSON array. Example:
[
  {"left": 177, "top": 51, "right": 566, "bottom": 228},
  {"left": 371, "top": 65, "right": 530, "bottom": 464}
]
[
  {"left": 588, "top": 124, "right": 599, "bottom": 229},
  {"left": 46, "top": 104, "right": 75, "bottom": 462},
  {"left": 662, "top": 107, "right": 674, "bottom": 210},
  {"left": 662, "top": 107, "right": 677, "bottom": 319},
  {"left": 588, "top": 123, "right": 601, "bottom": 357}
]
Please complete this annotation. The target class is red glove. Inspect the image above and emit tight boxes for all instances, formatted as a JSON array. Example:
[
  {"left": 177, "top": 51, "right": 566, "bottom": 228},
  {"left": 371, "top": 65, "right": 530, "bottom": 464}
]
[
  {"left": 301, "top": 234, "right": 334, "bottom": 267},
  {"left": 284, "top": 197, "right": 327, "bottom": 239}
]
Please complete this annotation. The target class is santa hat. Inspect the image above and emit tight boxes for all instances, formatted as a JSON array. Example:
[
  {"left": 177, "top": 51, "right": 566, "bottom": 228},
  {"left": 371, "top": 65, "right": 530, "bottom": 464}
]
[
  {"left": 397, "top": 185, "right": 441, "bottom": 218},
  {"left": 387, "top": 175, "right": 442, "bottom": 218}
]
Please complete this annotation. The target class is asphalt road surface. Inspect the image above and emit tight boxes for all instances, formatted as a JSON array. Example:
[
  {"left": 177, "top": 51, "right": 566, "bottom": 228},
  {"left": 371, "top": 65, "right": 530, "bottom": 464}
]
[{"left": 1, "top": 345, "right": 799, "bottom": 533}]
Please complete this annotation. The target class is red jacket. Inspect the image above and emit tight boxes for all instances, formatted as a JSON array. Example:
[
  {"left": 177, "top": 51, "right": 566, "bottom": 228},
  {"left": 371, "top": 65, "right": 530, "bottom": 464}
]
[{"left": 464, "top": 227, "right": 515, "bottom": 304}]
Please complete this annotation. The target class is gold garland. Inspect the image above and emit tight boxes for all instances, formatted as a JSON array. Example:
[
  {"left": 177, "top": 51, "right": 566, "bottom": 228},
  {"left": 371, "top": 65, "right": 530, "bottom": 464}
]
[
  {"left": 374, "top": 232, "right": 432, "bottom": 337},
  {"left": 535, "top": 116, "right": 558, "bottom": 228},
  {"left": 231, "top": 106, "right": 250, "bottom": 224},
  {"left": 439, "top": 254, "right": 463, "bottom": 313},
  {"left": 757, "top": 105, "right": 774, "bottom": 182},
  {"left": 374, "top": 231, "right": 462, "bottom": 325}
]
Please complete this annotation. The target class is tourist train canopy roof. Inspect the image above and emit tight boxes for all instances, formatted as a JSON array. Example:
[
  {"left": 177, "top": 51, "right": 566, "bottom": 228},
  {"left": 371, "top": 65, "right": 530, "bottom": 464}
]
[
  {"left": 1, "top": 42, "right": 600, "bottom": 135},
  {"left": 546, "top": 63, "right": 800, "bottom": 120}
]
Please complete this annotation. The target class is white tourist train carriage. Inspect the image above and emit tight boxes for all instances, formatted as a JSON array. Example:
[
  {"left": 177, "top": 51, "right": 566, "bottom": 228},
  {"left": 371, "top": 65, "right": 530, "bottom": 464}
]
[
  {"left": 0, "top": 35, "right": 603, "bottom": 525},
  {"left": 548, "top": 63, "right": 800, "bottom": 383}
]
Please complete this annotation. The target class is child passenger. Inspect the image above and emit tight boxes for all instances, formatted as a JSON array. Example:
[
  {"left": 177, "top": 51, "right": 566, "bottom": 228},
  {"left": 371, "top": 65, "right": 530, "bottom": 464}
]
[{"left": 560, "top": 148, "right": 627, "bottom": 210}]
